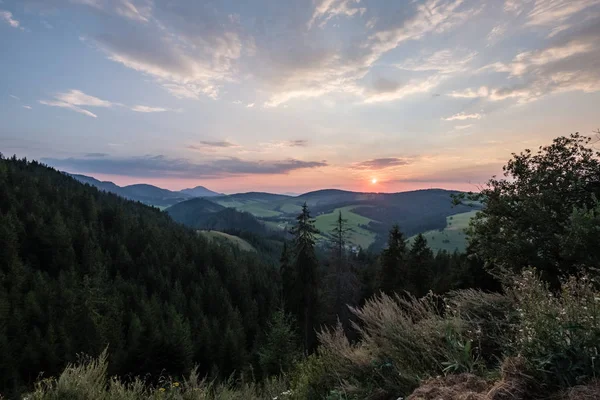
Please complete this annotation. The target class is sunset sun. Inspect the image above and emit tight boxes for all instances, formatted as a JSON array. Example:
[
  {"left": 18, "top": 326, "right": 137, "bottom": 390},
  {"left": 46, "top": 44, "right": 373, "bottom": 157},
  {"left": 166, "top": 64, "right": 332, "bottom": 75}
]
[{"left": 371, "top": 178, "right": 377, "bottom": 184}]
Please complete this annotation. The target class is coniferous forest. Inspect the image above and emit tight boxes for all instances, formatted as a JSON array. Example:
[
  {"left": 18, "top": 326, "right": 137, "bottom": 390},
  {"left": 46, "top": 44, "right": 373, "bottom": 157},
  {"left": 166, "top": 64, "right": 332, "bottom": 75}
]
[{"left": 2, "top": 133, "right": 600, "bottom": 399}]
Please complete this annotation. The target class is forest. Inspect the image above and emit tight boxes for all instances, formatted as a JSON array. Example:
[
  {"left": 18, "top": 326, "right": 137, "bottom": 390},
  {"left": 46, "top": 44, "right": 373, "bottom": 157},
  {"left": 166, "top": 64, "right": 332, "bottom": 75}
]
[{"left": 2, "top": 132, "right": 600, "bottom": 399}]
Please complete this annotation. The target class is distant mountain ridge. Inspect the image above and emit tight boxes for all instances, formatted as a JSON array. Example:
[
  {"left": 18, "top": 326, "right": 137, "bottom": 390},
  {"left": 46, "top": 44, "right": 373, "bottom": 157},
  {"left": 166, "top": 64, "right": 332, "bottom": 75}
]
[
  {"left": 180, "top": 186, "right": 222, "bottom": 198},
  {"left": 69, "top": 174, "right": 218, "bottom": 207}
]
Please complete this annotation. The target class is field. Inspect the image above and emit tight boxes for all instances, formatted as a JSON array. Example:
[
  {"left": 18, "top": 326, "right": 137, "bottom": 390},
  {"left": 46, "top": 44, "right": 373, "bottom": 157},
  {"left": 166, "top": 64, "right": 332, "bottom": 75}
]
[
  {"left": 314, "top": 206, "right": 378, "bottom": 249},
  {"left": 408, "top": 210, "right": 478, "bottom": 253},
  {"left": 199, "top": 230, "right": 256, "bottom": 252}
]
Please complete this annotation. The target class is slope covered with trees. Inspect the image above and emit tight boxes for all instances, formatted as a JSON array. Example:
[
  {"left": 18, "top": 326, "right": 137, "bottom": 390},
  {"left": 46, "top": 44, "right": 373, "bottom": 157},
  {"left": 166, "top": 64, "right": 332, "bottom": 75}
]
[{"left": 0, "top": 155, "right": 280, "bottom": 396}]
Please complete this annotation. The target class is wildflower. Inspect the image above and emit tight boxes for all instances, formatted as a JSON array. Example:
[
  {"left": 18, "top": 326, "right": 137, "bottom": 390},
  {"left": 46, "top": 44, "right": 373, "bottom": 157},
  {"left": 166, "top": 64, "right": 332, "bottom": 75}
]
[
  {"left": 173, "top": 382, "right": 180, "bottom": 387},
  {"left": 159, "top": 388, "right": 166, "bottom": 392}
]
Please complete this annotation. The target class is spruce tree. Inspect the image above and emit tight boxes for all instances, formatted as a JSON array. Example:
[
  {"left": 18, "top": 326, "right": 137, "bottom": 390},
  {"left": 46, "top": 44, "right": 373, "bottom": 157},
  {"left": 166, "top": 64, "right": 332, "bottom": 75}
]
[
  {"left": 407, "top": 233, "right": 434, "bottom": 297},
  {"left": 289, "top": 203, "right": 320, "bottom": 354},
  {"left": 325, "top": 211, "right": 357, "bottom": 327},
  {"left": 379, "top": 225, "right": 407, "bottom": 295}
]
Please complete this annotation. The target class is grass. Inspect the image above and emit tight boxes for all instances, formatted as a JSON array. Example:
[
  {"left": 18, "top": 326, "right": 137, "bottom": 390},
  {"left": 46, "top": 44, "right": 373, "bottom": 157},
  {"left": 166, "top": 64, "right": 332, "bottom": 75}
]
[
  {"left": 237, "top": 203, "right": 283, "bottom": 218},
  {"left": 278, "top": 203, "right": 303, "bottom": 215},
  {"left": 314, "top": 205, "right": 378, "bottom": 249},
  {"left": 408, "top": 210, "right": 478, "bottom": 253},
  {"left": 199, "top": 230, "right": 256, "bottom": 252}
]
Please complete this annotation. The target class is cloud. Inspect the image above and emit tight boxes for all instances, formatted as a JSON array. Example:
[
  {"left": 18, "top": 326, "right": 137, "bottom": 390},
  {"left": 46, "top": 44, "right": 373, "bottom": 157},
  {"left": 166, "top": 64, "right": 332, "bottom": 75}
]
[
  {"left": 130, "top": 105, "right": 169, "bottom": 113},
  {"left": 363, "top": 75, "right": 444, "bottom": 103},
  {"left": 9, "top": 94, "right": 20, "bottom": 100},
  {"left": 43, "top": 154, "right": 328, "bottom": 178},
  {"left": 524, "top": 0, "right": 600, "bottom": 28},
  {"left": 392, "top": 162, "right": 504, "bottom": 184},
  {"left": 69, "top": 0, "right": 151, "bottom": 22},
  {"left": 32, "top": 0, "right": 483, "bottom": 106},
  {"left": 444, "top": 112, "right": 482, "bottom": 121},
  {"left": 38, "top": 100, "right": 99, "bottom": 118},
  {"left": 454, "top": 124, "right": 473, "bottom": 130},
  {"left": 246, "top": 103, "right": 255, "bottom": 108},
  {"left": 56, "top": 89, "right": 114, "bottom": 107},
  {"left": 85, "top": 152, "right": 108, "bottom": 157},
  {"left": 0, "top": 9, "right": 21, "bottom": 28},
  {"left": 487, "top": 25, "right": 506, "bottom": 45},
  {"left": 191, "top": 140, "right": 239, "bottom": 148},
  {"left": 397, "top": 49, "right": 478, "bottom": 74},
  {"left": 287, "top": 140, "right": 309, "bottom": 147},
  {"left": 451, "top": 21, "right": 600, "bottom": 104},
  {"left": 39, "top": 89, "right": 115, "bottom": 118},
  {"left": 448, "top": 86, "right": 490, "bottom": 98},
  {"left": 354, "top": 157, "right": 411, "bottom": 169},
  {"left": 308, "top": 0, "right": 366, "bottom": 29},
  {"left": 22, "top": 105, "right": 32, "bottom": 109}
]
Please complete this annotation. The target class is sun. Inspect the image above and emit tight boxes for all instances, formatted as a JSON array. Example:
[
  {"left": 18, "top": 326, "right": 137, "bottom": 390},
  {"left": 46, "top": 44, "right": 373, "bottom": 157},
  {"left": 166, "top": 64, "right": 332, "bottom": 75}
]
[{"left": 371, "top": 178, "right": 377, "bottom": 184}]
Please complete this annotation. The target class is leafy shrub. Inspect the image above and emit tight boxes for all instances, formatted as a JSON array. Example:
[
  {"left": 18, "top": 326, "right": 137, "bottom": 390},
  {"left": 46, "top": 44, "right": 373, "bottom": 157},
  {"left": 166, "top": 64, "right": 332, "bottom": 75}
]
[
  {"left": 294, "top": 292, "right": 498, "bottom": 399},
  {"left": 289, "top": 353, "right": 336, "bottom": 400},
  {"left": 27, "top": 349, "right": 289, "bottom": 400},
  {"left": 508, "top": 270, "right": 600, "bottom": 389}
]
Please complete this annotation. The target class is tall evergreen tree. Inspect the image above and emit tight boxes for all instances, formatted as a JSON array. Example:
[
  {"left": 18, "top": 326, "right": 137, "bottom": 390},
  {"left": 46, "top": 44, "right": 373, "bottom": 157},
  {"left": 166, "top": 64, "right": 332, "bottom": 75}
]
[
  {"left": 379, "top": 225, "right": 407, "bottom": 295},
  {"left": 325, "top": 212, "right": 358, "bottom": 328},
  {"left": 289, "top": 203, "right": 320, "bottom": 354},
  {"left": 407, "top": 233, "right": 434, "bottom": 297},
  {"left": 280, "top": 241, "right": 296, "bottom": 311}
]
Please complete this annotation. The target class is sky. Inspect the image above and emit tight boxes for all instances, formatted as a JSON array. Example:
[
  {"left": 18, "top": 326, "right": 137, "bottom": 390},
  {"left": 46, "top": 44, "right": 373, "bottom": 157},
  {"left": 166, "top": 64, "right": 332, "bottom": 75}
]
[{"left": 1, "top": 0, "right": 599, "bottom": 194}]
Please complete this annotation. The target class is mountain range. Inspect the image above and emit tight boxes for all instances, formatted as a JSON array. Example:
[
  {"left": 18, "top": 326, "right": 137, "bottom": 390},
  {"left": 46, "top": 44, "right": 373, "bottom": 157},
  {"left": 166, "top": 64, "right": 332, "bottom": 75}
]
[
  {"left": 69, "top": 173, "right": 221, "bottom": 207},
  {"left": 69, "top": 172, "right": 478, "bottom": 251}
]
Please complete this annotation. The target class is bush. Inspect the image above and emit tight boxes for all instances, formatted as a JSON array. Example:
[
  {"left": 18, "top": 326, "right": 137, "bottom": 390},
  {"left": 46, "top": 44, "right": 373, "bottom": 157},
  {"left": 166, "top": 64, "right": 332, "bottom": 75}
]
[
  {"left": 508, "top": 270, "right": 600, "bottom": 390},
  {"left": 27, "top": 349, "right": 289, "bottom": 400},
  {"left": 294, "top": 292, "right": 500, "bottom": 399}
]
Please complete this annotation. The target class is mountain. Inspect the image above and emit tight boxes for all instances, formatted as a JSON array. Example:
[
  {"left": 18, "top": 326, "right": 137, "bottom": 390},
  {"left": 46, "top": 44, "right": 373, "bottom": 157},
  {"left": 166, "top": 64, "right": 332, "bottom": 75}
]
[
  {"left": 120, "top": 183, "right": 191, "bottom": 206},
  {"left": 169, "top": 187, "right": 478, "bottom": 250},
  {"left": 70, "top": 173, "right": 126, "bottom": 196},
  {"left": 0, "top": 156, "right": 279, "bottom": 394},
  {"left": 70, "top": 174, "right": 194, "bottom": 207},
  {"left": 166, "top": 197, "right": 226, "bottom": 227},
  {"left": 179, "top": 185, "right": 221, "bottom": 197},
  {"left": 167, "top": 199, "right": 270, "bottom": 235}
]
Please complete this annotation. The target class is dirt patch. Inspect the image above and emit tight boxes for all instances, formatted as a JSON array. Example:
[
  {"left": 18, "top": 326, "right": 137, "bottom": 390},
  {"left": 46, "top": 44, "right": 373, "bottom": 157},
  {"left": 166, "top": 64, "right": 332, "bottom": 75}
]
[
  {"left": 407, "top": 373, "right": 491, "bottom": 400},
  {"left": 560, "top": 380, "right": 600, "bottom": 400}
]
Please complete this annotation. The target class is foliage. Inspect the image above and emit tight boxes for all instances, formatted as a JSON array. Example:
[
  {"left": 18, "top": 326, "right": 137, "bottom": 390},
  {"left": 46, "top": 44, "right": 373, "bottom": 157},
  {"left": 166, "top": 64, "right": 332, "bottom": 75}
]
[
  {"left": 465, "top": 133, "right": 600, "bottom": 285},
  {"left": 288, "top": 203, "right": 320, "bottom": 354},
  {"left": 27, "top": 349, "right": 289, "bottom": 400},
  {"left": 0, "top": 156, "right": 280, "bottom": 396},
  {"left": 257, "top": 310, "right": 301, "bottom": 377},
  {"left": 379, "top": 225, "right": 407, "bottom": 296},
  {"left": 507, "top": 270, "right": 600, "bottom": 389}
]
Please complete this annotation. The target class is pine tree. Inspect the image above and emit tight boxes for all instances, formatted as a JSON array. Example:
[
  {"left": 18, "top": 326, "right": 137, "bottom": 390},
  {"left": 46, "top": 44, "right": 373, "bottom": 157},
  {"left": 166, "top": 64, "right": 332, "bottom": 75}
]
[
  {"left": 379, "top": 225, "right": 407, "bottom": 295},
  {"left": 325, "top": 211, "right": 357, "bottom": 327},
  {"left": 407, "top": 233, "right": 434, "bottom": 297},
  {"left": 257, "top": 309, "right": 300, "bottom": 377},
  {"left": 289, "top": 203, "right": 320, "bottom": 354}
]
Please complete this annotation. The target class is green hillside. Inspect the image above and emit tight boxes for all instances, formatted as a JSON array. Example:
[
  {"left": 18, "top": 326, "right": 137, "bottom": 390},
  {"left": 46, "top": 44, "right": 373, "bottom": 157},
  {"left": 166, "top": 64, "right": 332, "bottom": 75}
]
[
  {"left": 314, "top": 206, "right": 378, "bottom": 248},
  {"left": 408, "top": 210, "right": 478, "bottom": 253},
  {"left": 199, "top": 230, "right": 256, "bottom": 252}
]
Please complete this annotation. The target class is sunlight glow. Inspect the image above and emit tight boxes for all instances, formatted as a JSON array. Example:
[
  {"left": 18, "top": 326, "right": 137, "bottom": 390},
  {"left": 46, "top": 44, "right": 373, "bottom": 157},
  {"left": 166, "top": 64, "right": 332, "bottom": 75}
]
[{"left": 371, "top": 178, "right": 377, "bottom": 184}]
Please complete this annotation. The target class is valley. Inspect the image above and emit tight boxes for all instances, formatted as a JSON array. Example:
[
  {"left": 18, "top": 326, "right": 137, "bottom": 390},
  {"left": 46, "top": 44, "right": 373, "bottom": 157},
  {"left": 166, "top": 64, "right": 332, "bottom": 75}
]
[{"left": 71, "top": 173, "right": 478, "bottom": 251}]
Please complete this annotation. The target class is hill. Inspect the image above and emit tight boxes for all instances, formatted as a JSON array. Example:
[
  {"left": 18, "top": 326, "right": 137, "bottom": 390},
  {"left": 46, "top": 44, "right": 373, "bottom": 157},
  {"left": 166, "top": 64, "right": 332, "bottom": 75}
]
[
  {"left": 207, "top": 189, "right": 476, "bottom": 250},
  {"left": 0, "top": 156, "right": 280, "bottom": 395},
  {"left": 70, "top": 174, "right": 193, "bottom": 207},
  {"left": 167, "top": 198, "right": 270, "bottom": 236},
  {"left": 166, "top": 197, "right": 225, "bottom": 227},
  {"left": 199, "top": 230, "right": 256, "bottom": 252},
  {"left": 180, "top": 185, "right": 221, "bottom": 197},
  {"left": 408, "top": 210, "right": 478, "bottom": 253}
]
